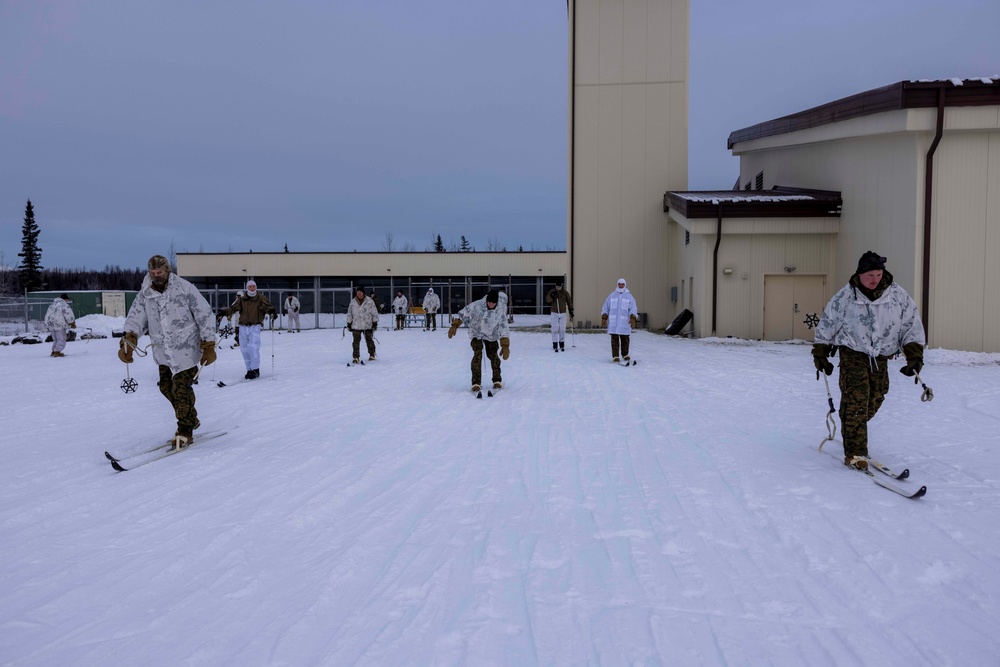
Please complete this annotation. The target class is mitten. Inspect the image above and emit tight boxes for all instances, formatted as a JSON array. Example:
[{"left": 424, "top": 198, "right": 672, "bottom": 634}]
[
  {"left": 282, "top": 309, "right": 287, "bottom": 315},
  {"left": 448, "top": 318, "right": 462, "bottom": 339},
  {"left": 900, "top": 341, "right": 924, "bottom": 376},
  {"left": 118, "top": 332, "right": 138, "bottom": 363},
  {"left": 269, "top": 312, "right": 277, "bottom": 321},
  {"left": 569, "top": 310, "right": 574, "bottom": 319},
  {"left": 601, "top": 314, "right": 608, "bottom": 327},
  {"left": 70, "top": 322, "right": 76, "bottom": 329},
  {"left": 200, "top": 340, "right": 217, "bottom": 366},
  {"left": 812, "top": 343, "right": 834, "bottom": 375},
  {"left": 629, "top": 314, "right": 637, "bottom": 328},
  {"left": 500, "top": 337, "right": 510, "bottom": 360}
]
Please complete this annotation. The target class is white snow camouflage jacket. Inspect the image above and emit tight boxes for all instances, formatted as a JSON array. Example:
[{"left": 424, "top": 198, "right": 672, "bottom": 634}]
[
  {"left": 392, "top": 295, "right": 408, "bottom": 314},
  {"left": 347, "top": 296, "right": 379, "bottom": 330},
  {"left": 814, "top": 271, "right": 925, "bottom": 358},
  {"left": 124, "top": 273, "right": 216, "bottom": 375},
  {"left": 602, "top": 288, "right": 638, "bottom": 335},
  {"left": 458, "top": 291, "right": 509, "bottom": 342},
  {"left": 44, "top": 298, "right": 75, "bottom": 330},
  {"left": 422, "top": 291, "right": 440, "bottom": 313}
]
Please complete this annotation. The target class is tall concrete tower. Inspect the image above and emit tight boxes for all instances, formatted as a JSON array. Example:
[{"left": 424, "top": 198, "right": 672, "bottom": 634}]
[{"left": 567, "top": 0, "right": 689, "bottom": 328}]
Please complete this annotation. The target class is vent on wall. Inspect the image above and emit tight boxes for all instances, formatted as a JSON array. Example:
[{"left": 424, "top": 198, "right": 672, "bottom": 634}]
[
  {"left": 755, "top": 171, "right": 764, "bottom": 190},
  {"left": 685, "top": 230, "right": 690, "bottom": 246}
]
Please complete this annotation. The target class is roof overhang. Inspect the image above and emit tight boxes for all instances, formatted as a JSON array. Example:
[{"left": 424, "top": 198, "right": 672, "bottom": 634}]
[
  {"left": 728, "top": 77, "right": 1000, "bottom": 150},
  {"left": 663, "top": 186, "right": 842, "bottom": 219}
]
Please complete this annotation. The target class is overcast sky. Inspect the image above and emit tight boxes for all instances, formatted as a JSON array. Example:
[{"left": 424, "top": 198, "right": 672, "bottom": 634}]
[{"left": 2, "top": 0, "right": 998, "bottom": 270}]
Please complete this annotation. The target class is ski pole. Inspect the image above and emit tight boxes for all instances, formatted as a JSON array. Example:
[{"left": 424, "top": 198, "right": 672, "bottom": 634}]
[
  {"left": 817, "top": 371, "right": 840, "bottom": 452},
  {"left": 914, "top": 371, "right": 934, "bottom": 402}
]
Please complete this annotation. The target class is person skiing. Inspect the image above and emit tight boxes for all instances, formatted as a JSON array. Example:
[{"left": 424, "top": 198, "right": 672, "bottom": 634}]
[
  {"left": 392, "top": 290, "right": 408, "bottom": 330},
  {"left": 601, "top": 278, "right": 638, "bottom": 362},
  {"left": 220, "top": 280, "right": 275, "bottom": 379},
  {"left": 44, "top": 293, "right": 76, "bottom": 357},
  {"left": 118, "top": 255, "right": 217, "bottom": 449},
  {"left": 422, "top": 287, "right": 441, "bottom": 331},
  {"left": 369, "top": 290, "right": 383, "bottom": 314},
  {"left": 812, "top": 251, "right": 925, "bottom": 471},
  {"left": 448, "top": 288, "right": 510, "bottom": 392},
  {"left": 227, "top": 291, "right": 244, "bottom": 346},
  {"left": 284, "top": 294, "right": 301, "bottom": 332},
  {"left": 546, "top": 278, "right": 574, "bottom": 352},
  {"left": 347, "top": 286, "right": 379, "bottom": 362}
]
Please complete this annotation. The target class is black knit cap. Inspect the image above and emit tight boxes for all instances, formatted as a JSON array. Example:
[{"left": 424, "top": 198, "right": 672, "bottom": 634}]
[
  {"left": 486, "top": 289, "right": 499, "bottom": 303},
  {"left": 856, "top": 251, "right": 887, "bottom": 274}
]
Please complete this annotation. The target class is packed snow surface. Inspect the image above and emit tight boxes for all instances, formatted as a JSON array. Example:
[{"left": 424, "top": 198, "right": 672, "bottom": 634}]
[{"left": 3, "top": 315, "right": 999, "bottom": 666}]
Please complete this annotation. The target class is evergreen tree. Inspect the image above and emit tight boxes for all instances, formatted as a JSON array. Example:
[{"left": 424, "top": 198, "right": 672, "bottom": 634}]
[
  {"left": 17, "top": 199, "right": 43, "bottom": 293},
  {"left": 434, "top": 235, "right": 445, "bottom": 252},
  {"left": 459, "top": 235, "right": 471, "bottom": 252}
]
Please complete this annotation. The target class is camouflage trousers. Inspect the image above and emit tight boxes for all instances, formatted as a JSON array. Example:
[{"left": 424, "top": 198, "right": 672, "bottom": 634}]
[
  {"left": 610, "top": 334, "right": 631, "bottom": 359},
  {"left": 838, "top": 347, "right": 890, "bottom": 459},
  {"left": 470, "top": 338, "right": 502, "bottom": 386},
  {"left": 158, "top": 365, "right": 199, "bottom": 436},
  {"left": 352, "top": 329, "right": 376, "bottom": 358}
]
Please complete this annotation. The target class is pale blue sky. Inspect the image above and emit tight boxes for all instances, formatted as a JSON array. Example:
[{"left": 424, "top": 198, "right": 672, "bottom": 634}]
[{"left": 2, "top": 0, "right": 998, "bottom": 269}]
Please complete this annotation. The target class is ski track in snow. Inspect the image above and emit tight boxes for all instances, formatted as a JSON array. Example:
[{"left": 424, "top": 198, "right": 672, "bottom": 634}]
[{"left": 2, "top": 318, "right": 1000, "bottom": 665}]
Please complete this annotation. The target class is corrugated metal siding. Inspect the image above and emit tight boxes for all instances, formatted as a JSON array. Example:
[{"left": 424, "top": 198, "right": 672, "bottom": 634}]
[
  {"left": 930, "top": 133, "right": 991, "bottom": 351},
  {"left": 570, "top": 0, "right": 688, "bottom": 329},
  {"left": 985, "top": 132, "right": 1000, "bottom": 352},
  {"left": 177, "top": 253, "right": 567, "bottom": 279}
]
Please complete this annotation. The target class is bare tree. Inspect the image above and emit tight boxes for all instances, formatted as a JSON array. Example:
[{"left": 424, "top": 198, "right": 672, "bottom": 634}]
[
  {"left": 401, "top": 241, "right": 416, "bottom": 252},
  {"left": 485, "top": 237, "right": 506, "bottom": 252},
  {"left": 381, "top": 231, "right": 395, "bottom": 252}
]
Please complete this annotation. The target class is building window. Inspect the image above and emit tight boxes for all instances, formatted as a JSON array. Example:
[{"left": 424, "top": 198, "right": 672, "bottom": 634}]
[{"left": 744, "top": 180, "right": 751, "bottom": 191}]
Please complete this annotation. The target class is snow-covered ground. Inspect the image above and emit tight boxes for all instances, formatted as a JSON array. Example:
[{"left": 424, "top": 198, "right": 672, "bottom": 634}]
[{"left": 2, "top": 314, "right": 999, "bottom": 666}]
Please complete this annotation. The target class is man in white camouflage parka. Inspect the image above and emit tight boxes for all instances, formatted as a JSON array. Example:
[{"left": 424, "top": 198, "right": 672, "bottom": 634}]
[{"left": 119, "top": 255, "right": 217, "bottom": 449}]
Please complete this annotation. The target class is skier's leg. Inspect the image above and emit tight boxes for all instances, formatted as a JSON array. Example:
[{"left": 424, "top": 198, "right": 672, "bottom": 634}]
[{"left": 470, "top": 338, "right": 483, "bottom": 387}]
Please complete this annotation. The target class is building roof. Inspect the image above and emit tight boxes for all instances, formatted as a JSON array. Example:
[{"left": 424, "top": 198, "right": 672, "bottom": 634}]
[
  {"left": 663, "top": 186, "right": 842, "bottom": 219},
  {"left": 728, "top": 77, "right": 1000, "bottom": 149}
]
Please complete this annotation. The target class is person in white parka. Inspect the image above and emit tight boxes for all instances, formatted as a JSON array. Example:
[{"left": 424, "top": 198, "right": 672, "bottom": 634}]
[
  {"left": 601, "top": 278, "right": 638, "bottom": 362},
  {"left": 422, "top": 288, "right": 441, "bottom": 331},
  {"left": 44, "top": 294, "right": 76, "bottom": 357}
]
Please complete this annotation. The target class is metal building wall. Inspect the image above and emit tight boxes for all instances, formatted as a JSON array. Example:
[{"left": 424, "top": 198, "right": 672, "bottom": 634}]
[
  {"left": 731, "top": 106, "right": 1000, "bottom": 351},
  {"left": 568, "top": 0, "right": 689, "bottom": 330}
]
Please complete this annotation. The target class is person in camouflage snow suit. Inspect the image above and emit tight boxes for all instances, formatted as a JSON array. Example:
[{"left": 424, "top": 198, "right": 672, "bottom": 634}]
[
  {"left": 812, "top": 251, "right": 926, "bottom": 471},
  {"left": 347, "top": 286, "right": 379, "bottom": 362},
  {"left": 119, "top": 255, "right": 217, "bottom": 449},
  {"left": 448, "top": 288, "right": 510, "bottom": 391},
  {"left": 44, "top": 294, "right": 76, "bottom": 357},
  {"left": 422, "top": 287, "right": 440, "bottom": 331}
]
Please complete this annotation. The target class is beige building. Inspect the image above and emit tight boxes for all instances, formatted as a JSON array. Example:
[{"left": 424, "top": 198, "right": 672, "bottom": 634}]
[
  {"left": 678, "top": 77, "right": 1000, "bottom": 352},
  {"left": 567, "top": 0, "right": 689, "bottom": 330}
]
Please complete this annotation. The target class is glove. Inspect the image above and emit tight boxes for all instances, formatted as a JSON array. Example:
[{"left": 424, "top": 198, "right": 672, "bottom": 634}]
[
  {"left": 70, "top": 322, "right": 76, "bottom": 329},
  {"left": 569, "top": 310, "right": 574, "bottom": 319},
  {"left": 900, "top": 341, "right": 924, "bottom": 376},
  {"left": 282, "top": 309, "right": 287, "bottom": 315},
  {"left": 269, "top": 312, "right": 277, "bottom": 321},
  {"left": 629, "top": 314, "right": 637, "bottom": 328},
  {"left": 601, "top": 314, "right": 608, "bottom": 327},
  {"left": 500, "top": 337, "right": 510, "bottom": 360},
  {"left": 200, "top": 340, "right": 217, "bottom": 366},
  {"left": 448, "top": 318, "right": 462, "bottom": 339},
  {"left": 812, "top": 343, "right": 834, "bottom": 375},
  {"left": 118, "top": 332, "right": 138, "bottom": 363}
]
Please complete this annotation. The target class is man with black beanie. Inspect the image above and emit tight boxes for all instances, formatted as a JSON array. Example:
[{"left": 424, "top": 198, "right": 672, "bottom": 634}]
[
  {"left": 448, "top": 288, "right": 510, "bottom": 392},
  {"left": 812, "top": 251, "right": 925, "bottom": 471}
]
